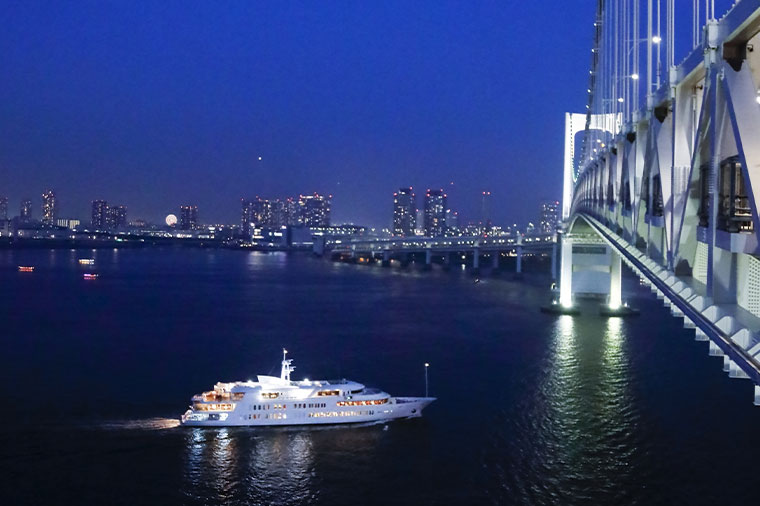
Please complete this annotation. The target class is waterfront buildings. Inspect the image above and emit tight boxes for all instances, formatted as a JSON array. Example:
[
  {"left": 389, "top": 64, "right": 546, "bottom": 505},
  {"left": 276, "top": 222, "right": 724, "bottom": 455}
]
[
  {"left": 539, "top": 200, "right": 560, "bottom": 234},
  {"left": 392, "top": 187, "right": 416, "bottom": 237},
  {"left": 91, "top": 200, "right": 109, "bottom": 229},
  {"left": 299, "top": 193, "right": 331, "bottom": 227},
  {"left": 424, "top": 189, "right": 447, "bottom": 237},
  {"left": 179, "top": 205, "right": 199, "bottom": 230},
  {"left": 41, "top": 190, "right": 56, "bottom": 226},
  {"left": 20, "top": 199, "right": 32, "bottom": 221},
  {"left": 109, "top": 205, "right": 128, "bottom": 229}
]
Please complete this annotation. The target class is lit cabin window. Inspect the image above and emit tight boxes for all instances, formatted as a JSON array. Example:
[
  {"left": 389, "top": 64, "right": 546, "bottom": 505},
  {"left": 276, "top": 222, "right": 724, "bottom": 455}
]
[
  {"left": 262, "top": 392, "right": 279, "bottom": 399},
  {"left": 317, "top": 390, "right": 340, "bottom": 396}
]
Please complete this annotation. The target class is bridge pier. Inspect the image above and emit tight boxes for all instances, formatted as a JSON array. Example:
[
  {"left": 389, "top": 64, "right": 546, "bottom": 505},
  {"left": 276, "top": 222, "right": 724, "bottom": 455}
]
[
  {"left": 491, "top": 252, "right": 499, "bottom": 269},
  {"left": 382, "top": 250, "right": 391, "bottom": 267},
  {"left": 424, "top": 248, "right": 433, "bottom": 271},
  {"left": 551, "top": 240, "right": 557, "bottom": 281},
  {"left": 558, "top": 235, "right": 573, "bottom": 308},
  {"left": 472, "top": 248, "right": 480, "bottom": 275}
]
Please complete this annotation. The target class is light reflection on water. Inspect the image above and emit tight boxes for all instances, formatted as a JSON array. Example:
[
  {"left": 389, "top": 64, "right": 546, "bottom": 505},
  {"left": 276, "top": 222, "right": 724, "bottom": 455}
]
[
  {"left": 182, "top": 426, "right": 384, "bottom": 505},
  {"left": 509, "top": 314, "right": 641, "bottom": 504}
]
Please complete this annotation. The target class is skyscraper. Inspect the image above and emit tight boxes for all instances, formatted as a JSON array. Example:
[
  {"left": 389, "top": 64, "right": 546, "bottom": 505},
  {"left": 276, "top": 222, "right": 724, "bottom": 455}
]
[
  {"left": 20, "top": 199, "right": 32, "bottom": 221},
  {"left": 42, "top": 190, "right": 56, "bottom": 226},
  {"left": 179, "top": 205, "right": 199, "bottom": 230},
  {"left": 539, "top": 200, "right": 560, "bottom": 234},
  {"left": 480, "top": 191, "right": 492, "bottom": 233},
  {"left": 284, "top": 197, "right": 300, "bottom": 226},
  {"left": 392, "top": 187, "right": 416, "bottom": 237},
  {"left": 0, "top": 196, "right": 7, "bottom": 220},
  {"left": 241, "top": 199, "right": 254, "bottom": 234},
  {"left": 109, "top": 205, "right": 128, "bottom": 229},
  {"left": 424, "top": 189, "right": 447, "bottom": 237},
  {"left": 299, "top": 194, "right": 331, "bottom": 227},
  {"left": 91, "top": 200, "right": 109, "bottom": 229}
]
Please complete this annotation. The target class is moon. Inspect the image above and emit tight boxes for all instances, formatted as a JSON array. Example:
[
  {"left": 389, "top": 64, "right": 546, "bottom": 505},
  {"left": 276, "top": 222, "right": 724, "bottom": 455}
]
[{"left": 165, "top": 214, "right": 178, "bottom": 226}]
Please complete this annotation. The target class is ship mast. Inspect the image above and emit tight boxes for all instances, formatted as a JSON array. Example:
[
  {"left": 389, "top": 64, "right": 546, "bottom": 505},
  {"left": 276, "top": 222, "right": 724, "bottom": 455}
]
[{"left": 280, "top": 348, "right": 295, "bottom": 382}]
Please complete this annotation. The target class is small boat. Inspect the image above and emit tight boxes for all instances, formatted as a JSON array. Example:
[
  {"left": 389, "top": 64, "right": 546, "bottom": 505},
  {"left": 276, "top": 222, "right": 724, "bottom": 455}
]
[
  {"left": 78, "top": 259, "right": 95, "bottom": 265},
  {"left": 181, "top": 350, "right": 435, "bottom": 427},
  {"left": 83, "top": 273, "right": 99, "bottom": 280},
  {"left": 18, "top": 266, "right": 34, "bottom": 272}
]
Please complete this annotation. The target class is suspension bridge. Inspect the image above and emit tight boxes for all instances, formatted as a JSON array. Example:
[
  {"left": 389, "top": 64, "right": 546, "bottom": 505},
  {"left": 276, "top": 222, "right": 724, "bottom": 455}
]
[{"left": 562, "top": 0, "right": 760, "bottom": 404}]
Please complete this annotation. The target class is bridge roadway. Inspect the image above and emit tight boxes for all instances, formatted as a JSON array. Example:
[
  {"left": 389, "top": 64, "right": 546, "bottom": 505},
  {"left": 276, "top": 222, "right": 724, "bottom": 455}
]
[{"left": 318, "top": 233, "right": 556, "bottom": 273}]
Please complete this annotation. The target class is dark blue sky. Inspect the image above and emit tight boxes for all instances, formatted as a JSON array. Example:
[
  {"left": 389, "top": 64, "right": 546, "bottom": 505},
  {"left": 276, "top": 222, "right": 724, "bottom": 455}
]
[{"left": 0, "top": 1, "right": 596, "bottom": 228}]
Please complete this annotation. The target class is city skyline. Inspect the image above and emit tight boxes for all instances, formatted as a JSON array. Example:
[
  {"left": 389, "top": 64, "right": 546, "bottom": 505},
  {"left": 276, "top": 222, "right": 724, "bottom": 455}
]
[{"left": 0, "top": 2, "right": 593, "bottom": 228}]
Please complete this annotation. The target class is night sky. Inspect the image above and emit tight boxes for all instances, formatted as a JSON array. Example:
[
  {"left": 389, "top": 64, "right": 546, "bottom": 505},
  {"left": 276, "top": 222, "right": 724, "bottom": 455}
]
[{"left": 1, "top": 1, "right": 597, "bottom": 228}]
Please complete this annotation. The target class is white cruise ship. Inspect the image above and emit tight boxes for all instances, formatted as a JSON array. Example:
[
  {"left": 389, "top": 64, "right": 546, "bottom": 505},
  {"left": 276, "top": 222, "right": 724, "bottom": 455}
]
[{"left": 180, "top": 350, "right": 435, "bottom": 427}]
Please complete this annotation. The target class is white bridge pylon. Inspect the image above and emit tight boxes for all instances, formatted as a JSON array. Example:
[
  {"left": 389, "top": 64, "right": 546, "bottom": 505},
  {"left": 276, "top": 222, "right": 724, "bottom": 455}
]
[{"left": 563, "top": 1, "right": 760, "bottom": 404}]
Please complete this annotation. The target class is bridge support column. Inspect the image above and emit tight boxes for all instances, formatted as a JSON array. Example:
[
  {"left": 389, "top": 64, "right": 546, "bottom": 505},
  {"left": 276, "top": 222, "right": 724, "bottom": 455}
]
[
  {"left": 472, "top": 248, "right": 480, "bottom": 275},
  {"left": 491, "top": 252, "right": 499, "bottom": 269},
  {"left": 609, "top": 251, "right": 621, "bottom": 309},
  {"left": 551, "top": 240, "right": 558, "bottom": 281},
  {"left": 559, "top": 236, "right": 573, "bottom": 308},
  {"left": 382, "top": 250, "right": 391, "bottom": 267},
  {"left": 424, "top": 248, "right": 433, "bottom": 271}
]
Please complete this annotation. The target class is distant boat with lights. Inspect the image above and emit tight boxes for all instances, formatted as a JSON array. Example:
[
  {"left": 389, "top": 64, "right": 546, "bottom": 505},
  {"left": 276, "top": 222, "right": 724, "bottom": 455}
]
[{"left": 180, "top": 350, "right": 435, "bottom": 427}]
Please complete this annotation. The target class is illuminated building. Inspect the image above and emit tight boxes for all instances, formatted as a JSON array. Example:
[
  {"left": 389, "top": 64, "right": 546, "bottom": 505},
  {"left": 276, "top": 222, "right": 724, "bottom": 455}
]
[
  {"left": 423, "top": 189, "right": 447, "bottom": 237},
  {"left": 20, "top": 199, "right": 32, "bottom": 221},
  {"left": 91, "top": 200, "right": 109, "bottom": 229},
  {"left": 539, "top": 200, "right": 560, "bottom": 233},
  {"left": 299, "top": 193, "right": 331, "bottom": 227},
  {"left": 179, "top": 205, "right": 199, "bottom": 230},
  {"left": 241, "top": 199, "right": 254, "bottom": 235},
  {"left": 392, "top": 187, "right": 416, "bottom": 237},
  {"left": 41, "top": 190, "right": 56, "bottom": 226},
  {"left": 109, "top": 205, "right": 128, "bottom": 229}
]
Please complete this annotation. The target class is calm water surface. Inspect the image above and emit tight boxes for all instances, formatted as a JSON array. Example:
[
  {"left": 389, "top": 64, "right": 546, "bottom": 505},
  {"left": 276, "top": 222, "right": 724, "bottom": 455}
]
[{"left": 1, "top": 249, "right": 758, "bottom": 505}]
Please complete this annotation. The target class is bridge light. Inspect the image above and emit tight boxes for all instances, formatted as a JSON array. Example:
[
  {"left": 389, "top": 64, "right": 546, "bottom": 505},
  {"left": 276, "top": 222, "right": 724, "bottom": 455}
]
[
  {"left": 631, "top": 73, "right": 639, "bottom": 80},
  {"left": 652, "top": 35, "right": 661, "bottom": 44},
  {"left": 617, "top": 97, "right": 624, "bottom": 103}
]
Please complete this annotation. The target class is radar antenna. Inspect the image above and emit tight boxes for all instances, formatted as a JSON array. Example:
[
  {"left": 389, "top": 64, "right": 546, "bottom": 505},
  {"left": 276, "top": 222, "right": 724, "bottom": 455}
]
[{"left": 280, "top": 348, "right": 295, "bottom": 382}]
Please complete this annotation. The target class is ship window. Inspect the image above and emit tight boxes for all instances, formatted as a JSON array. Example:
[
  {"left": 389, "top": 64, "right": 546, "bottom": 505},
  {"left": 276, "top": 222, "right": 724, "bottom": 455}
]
[{"left": 317, "top": 390, "right": 340, "bottom": 396}]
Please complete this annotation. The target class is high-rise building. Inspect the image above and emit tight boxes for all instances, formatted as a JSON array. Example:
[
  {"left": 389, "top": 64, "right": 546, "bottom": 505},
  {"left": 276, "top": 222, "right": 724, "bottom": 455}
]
[
  {"left": 179, "top": 205, "right": 199, "bottom": 230},
  {"left": 241, "top": 199, "right": 254, "bottom": 234},
  {"left": 109, "top": 205, "right": 128, "bottom": 229},
  {"left": 91, "top": 200, "right": 109, "bottom": 229},
  {"left": 299, "top": 194, "right": 331, "bottom": 227},
  {"left": 284, "top": 197, "right": 300, "bottom": 226},
  {"left": 41, "top": 190, "right": 56, "bottom": 226},
  {"left": 480, "top": 191, "right": 492, "bottom": 233},
  {"left": 20, "top": 199, "right": 32, "bottom": 221},
  {"left": 392, "top": 187, "right": 416, "bottom": 237},
  {"left": 0, "top": 196, "right": 7, "bottom": 220},
  {"left": 445, "top": 208, "right": 459, "bottom": 231},
  {"left": 424, "top": 189, "right": 447, "bottom": 237},
  {"left": 539, "top": 200, "right": 560, "bottom": 234}
]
